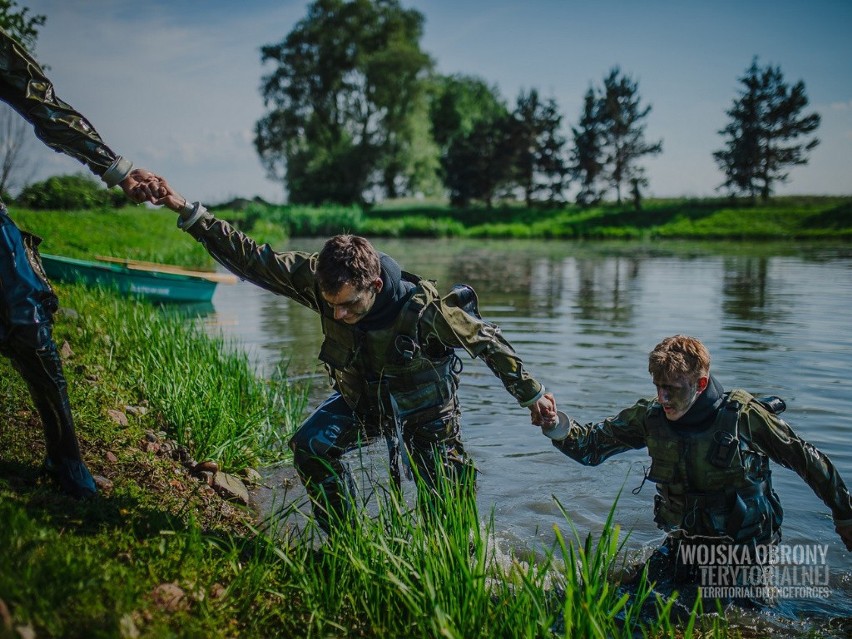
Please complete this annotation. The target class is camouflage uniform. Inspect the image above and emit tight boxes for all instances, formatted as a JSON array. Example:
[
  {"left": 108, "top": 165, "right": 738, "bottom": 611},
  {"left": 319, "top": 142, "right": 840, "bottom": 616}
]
[
  {"left": 0, "top": 28, "right": 133, "bottom": 495},
  {"left": 180, "top": 209, "right": 544, "bottom": 531},
  {"left": 552, "top": 377, "right": 852, "bottom": 581}
]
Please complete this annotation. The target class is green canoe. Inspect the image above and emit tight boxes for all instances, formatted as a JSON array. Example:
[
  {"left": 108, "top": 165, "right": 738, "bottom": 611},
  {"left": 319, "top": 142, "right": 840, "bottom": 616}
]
[{"left": 40, "top": 254, "right": 236, "bottom": 304}]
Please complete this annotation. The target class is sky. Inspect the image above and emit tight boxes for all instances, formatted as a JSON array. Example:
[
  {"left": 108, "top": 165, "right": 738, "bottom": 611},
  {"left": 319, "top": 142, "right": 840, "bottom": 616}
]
[{"left": 13, "top": 0, "right": 852, "bottom": 204}]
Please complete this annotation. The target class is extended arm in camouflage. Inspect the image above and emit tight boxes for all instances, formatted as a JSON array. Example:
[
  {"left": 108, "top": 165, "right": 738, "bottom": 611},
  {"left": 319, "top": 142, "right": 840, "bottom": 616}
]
[
  {"left": 0, "top": 28, "right": 128, "bottom": 184},
  {"left": 741, "top": 402, "right": 852, "bottom": 524},
  {"left": 419, "top": 287, "right": 544, "bottom": 406},
  {"left": 551, "top": 399, "right": 651, "bottom": 465},
  {"left": 182, "top": 210, "right": 321, "bottom": 311}
]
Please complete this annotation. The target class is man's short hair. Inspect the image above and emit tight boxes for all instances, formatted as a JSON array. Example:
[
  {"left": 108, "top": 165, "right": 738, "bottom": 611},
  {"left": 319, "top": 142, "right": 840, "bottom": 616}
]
[
  {"left": 316, "top": 234, "right": 381, "bottom": 294},
  {"left": 648, "top": 335, "right": 711, "bottom": 381}
]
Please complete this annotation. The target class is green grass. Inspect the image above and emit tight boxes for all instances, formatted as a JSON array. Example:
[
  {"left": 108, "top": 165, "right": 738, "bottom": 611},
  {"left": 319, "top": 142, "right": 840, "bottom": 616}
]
[
  {"left": 7, "top": 197, "right": 852, "bottom": 255},
  {"left": 73, "top": 288, "right": 307, "bottom": 471},
  {"left": 10, "top": 206, "right": 289, "bottom": 268}
]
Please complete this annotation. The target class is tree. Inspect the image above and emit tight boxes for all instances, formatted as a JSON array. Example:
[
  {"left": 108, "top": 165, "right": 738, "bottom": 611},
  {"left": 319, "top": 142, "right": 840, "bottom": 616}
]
[
  {"left": 254, "top": 0, "right": 433, "bottom": 205},
  {"left": 442, "top": 114, "right": 516, "bottom": 208},
  {"left": 17, "top": 173, "right": 126, "bottom": 210},
  {"left": 598, "top": 67, "right": 662, "bottom": 207},
  {"left": 714, "top": 57, "right": 820, "bottom": 201},
  {"left": 428, "top": 74, "right": 507, "bottom": 150},
  {"left": 0, "top": 0, "right": 46, "bottom": 197},
  {"left": 511, "top": 89, "right": 569, "bottom": 207},
  {"left": 570, "top": 87, "right": 606, "bottom": 207},
  {"left": 429, "top": 74, "right": 510, "bottom": 206},
  {"left": 0, "top": 0, "right": 45, "bottom": 51}
]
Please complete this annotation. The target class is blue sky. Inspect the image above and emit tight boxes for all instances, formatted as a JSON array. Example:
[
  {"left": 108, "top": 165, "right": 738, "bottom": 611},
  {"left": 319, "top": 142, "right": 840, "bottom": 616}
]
[{"left": 17, "top": 0, "right": 852, "bottom": 203}]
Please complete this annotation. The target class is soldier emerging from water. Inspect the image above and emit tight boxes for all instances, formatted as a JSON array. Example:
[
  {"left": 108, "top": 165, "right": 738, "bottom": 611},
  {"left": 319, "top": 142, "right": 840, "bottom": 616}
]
[
  {"left": 154, "top": 181, "right": 557, "bottom": 532},
  {"left": 0, "top": 27, "right": 160, "bottom": 498},
  {"left": 540, "top": 334, "right": 852, "bottom": 586}
]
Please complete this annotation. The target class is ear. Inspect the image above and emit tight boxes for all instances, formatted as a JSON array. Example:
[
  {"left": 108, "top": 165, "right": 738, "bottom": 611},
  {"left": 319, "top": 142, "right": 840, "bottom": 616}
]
[
  {"left": 697, "top": 376, "right": 709, "bottom": 393},
  {"left": 373, "top": 277, "right": 384, "bottom": 293}
]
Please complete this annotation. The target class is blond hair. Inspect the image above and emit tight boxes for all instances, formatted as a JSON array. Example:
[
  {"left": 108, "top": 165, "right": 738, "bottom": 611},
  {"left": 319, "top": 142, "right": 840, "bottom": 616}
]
[{"left": 648, "top": 335, "right": 710, "bottom": 381}]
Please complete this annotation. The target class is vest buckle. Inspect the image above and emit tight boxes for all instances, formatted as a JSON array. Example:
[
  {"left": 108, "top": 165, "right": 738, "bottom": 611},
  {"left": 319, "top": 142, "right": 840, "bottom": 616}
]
[{"left": 394, "top": 334, "right": 419, "bottom": 362}]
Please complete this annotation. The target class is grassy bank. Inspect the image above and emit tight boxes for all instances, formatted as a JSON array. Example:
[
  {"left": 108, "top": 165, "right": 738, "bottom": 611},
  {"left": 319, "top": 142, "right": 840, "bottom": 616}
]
[
  {"left": 0, "top": 283, "right": 736, "bottom": 638},
  {"left": 10, "top": 196, "right": 852, "bottom": 262},
  {"left": 229, "top": 195, "right": 852, "bottom": 240}
]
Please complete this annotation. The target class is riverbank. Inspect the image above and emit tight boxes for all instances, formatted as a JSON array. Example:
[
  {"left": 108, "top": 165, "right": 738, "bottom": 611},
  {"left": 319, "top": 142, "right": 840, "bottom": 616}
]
[
  {"left": 0, "top": 281, "right": 738, "bottom": 638},
  {"left": 10, "top": 197, "right": 852, "bottom": 264},
  {"left": 221, "top": 195, "right": 852, "bottom": 241}
]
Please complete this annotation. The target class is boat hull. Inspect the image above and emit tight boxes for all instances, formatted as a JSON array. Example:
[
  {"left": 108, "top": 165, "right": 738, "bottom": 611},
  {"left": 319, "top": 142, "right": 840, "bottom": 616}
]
[{"left": 40, "top": 254, "right": 219, "bottom": 303}]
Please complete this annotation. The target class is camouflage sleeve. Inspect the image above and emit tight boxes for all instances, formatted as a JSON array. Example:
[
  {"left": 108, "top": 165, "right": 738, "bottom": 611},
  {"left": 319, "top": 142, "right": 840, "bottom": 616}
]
[
  {"left": 182, "top": 209, "right": 321, "bottom": 311},
  {"left": 743, "top": 404, "right": 852, "bottom": 523},
  {"left": 551, "top": 399, "right": 651, "bottom": 466},
  {"left": 0, "top": 28, "right": 125, "bottom": 183},
  {"left": 419, "top": 290, "right": 542, "bottom": 405}
]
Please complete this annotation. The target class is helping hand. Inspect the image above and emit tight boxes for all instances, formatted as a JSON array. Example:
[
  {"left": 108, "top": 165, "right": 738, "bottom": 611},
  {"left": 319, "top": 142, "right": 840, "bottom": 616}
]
[
  {"left": 152, "top": 179, "right": 190, "bottom": 214},
  {"left": 119, "top": 169, "right": 166, "bottom": 204},
  {"left": 529, "top": 392, "right": 557, "bottom": 427}
]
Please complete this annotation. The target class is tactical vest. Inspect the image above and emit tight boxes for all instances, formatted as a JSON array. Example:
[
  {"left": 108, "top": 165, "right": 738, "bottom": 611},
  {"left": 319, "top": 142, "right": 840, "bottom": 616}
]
[
  {"left": 317, "top": 273, "right": 459, "bottom": 426},
  {"left": 646, "top": 389, "right": 783, "bottom": 543}
]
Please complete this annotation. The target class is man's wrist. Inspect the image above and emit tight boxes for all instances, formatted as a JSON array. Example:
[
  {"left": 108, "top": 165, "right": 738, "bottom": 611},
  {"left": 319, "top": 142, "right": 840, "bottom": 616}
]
[
  {"left": 519, "top": 386, "right": 545, "bottom": 408},
  {"left": 180, "top": 199, "right": 196, "bottom": 218},
  {"left": 177, "top": 201, "right": 207, "bottom": 230},
  {"left": 102, "top": 156, "right": 133, "bottom": 187}
]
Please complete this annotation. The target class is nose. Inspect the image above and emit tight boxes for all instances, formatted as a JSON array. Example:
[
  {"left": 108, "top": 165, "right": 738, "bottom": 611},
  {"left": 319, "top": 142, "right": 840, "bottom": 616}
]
[
  {"left": 657, "top": 387, "right": 669, "bottom": 403},
  {"left": 334, "top": 306, "right": 348, "bottom": 321}
]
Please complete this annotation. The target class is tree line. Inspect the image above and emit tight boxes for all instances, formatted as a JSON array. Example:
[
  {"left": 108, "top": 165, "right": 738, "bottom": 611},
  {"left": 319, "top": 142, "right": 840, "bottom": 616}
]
[
  {"left": 1, "top": 0, "right": 822, "bottom": 211},
  {"left": 254, "top": 0, "right": 822, "bottom": 210}
]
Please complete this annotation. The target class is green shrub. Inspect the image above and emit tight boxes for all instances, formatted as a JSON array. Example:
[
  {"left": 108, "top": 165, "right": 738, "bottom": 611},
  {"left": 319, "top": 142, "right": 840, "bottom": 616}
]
[{"left": 16, "top": 173, "right": 127, "bottom": 210}]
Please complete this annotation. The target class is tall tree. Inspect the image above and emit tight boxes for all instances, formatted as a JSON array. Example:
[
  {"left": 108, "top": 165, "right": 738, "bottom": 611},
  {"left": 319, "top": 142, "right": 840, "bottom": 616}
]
[
  {"left": 254, "top": 0, "right": 432, "bottom": 205},
  {"left": 428, "top": 74, "right": 506, "bottom": 150},
  {"left": 570, "top": 87, "right": 606, "bottom": 207},
  {"left": 429, "top": 74, "right": 509, "bottom": 206},
  {"left": 0, "top": 0, "right": 46, "bottom": 197},
  {"left": 442, "top": 114, "right": 516, "bottom": 208},
  {"left": 714, "top": 57, "right": 820, "bottom": 201},
  {"left": 512, "top": 89, "right": 568, "bottom": 207},
  {"left": 598, "top": 67, "right": 662, "bottom": 207}
]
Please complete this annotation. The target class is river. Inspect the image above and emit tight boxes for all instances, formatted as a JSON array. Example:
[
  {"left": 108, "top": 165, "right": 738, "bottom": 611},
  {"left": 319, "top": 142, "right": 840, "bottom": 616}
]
[{"left": 201, "top": 237, "right": 852, "bottom": 635}]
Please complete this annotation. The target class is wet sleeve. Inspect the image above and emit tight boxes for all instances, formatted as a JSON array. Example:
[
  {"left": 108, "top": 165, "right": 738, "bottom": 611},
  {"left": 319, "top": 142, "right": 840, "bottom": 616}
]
[
  {"left": 551, "top": 399, "right": 651, "bottom": 466},
  {"left": 419, "top": 295, "right": 543, "bottom": 405},
  {"left": 0, "top": 29, "right": 125, "bottom": 182},
  {"left": 745, "top": 407, "right": 852, "bottom": 524},
  {"left": 183, "top": 210, "right": 322, "bottom": 312}
]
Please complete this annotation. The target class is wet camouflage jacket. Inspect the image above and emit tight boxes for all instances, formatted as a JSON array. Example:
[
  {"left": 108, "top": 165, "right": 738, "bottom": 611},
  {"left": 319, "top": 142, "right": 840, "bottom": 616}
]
[
  {"left": 181, "top": 210, "right": 544, "bottom": 407},
  {"left": 0, "top": 28, "right": 120, "bottom": 179},
  {"left": 553, "top": 391, "right": 852, "bottom": 526}
]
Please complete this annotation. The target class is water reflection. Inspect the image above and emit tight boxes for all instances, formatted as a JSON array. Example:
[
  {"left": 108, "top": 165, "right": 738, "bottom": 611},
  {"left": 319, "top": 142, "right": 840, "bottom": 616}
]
[{"left": 204, "top": 238, "right": 852, "bottom": 637}]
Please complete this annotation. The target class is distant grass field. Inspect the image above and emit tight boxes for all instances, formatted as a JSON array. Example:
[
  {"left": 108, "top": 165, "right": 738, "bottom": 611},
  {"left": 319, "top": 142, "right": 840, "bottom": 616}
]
[{"left": 9, "top": 195, "right": 850, "bottom": 273}]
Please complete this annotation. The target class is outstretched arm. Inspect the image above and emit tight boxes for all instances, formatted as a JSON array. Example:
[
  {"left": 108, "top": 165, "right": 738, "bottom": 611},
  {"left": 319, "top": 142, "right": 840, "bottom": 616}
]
[
  {"left": 0, "top": 28, "right": 163, "bottom": 204},
  {"left": 545, "top": 400, "right": 651, "bottom": 466},
  {"left": 745, "top": 407, "right": 852, "bottom": 550},
  {"left": 153, "top": 180, "right": 322, "bottom": 310}
]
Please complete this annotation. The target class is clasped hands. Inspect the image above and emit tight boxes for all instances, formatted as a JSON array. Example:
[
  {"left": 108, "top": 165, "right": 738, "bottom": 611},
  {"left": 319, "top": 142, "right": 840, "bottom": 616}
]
[{"left": 120, "top": 170, "right": 186, "bottom": 212}]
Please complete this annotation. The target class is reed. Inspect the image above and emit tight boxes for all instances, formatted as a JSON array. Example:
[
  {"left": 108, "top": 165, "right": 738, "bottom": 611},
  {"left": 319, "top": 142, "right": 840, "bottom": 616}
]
[{"left": 59, "top": 284, "right": 307, "bottom": 471}]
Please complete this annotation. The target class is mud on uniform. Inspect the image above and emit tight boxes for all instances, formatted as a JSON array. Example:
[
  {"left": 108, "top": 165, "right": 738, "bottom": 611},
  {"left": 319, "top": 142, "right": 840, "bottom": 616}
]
[
  {"left": 0, "top": 28, "right": 132, "bottom": 475},
  {"left": 179, "top": 209, "right": 544, "bottom": 530}
]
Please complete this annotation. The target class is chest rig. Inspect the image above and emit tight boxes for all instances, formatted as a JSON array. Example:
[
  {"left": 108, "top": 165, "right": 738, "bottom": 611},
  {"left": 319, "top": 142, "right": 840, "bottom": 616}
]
[
  {"left": 645, "top": 389, "right": 784, "bottom": 543},
  {"left": 317, "top": 273, "right": 459, "bottom": 428}
]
